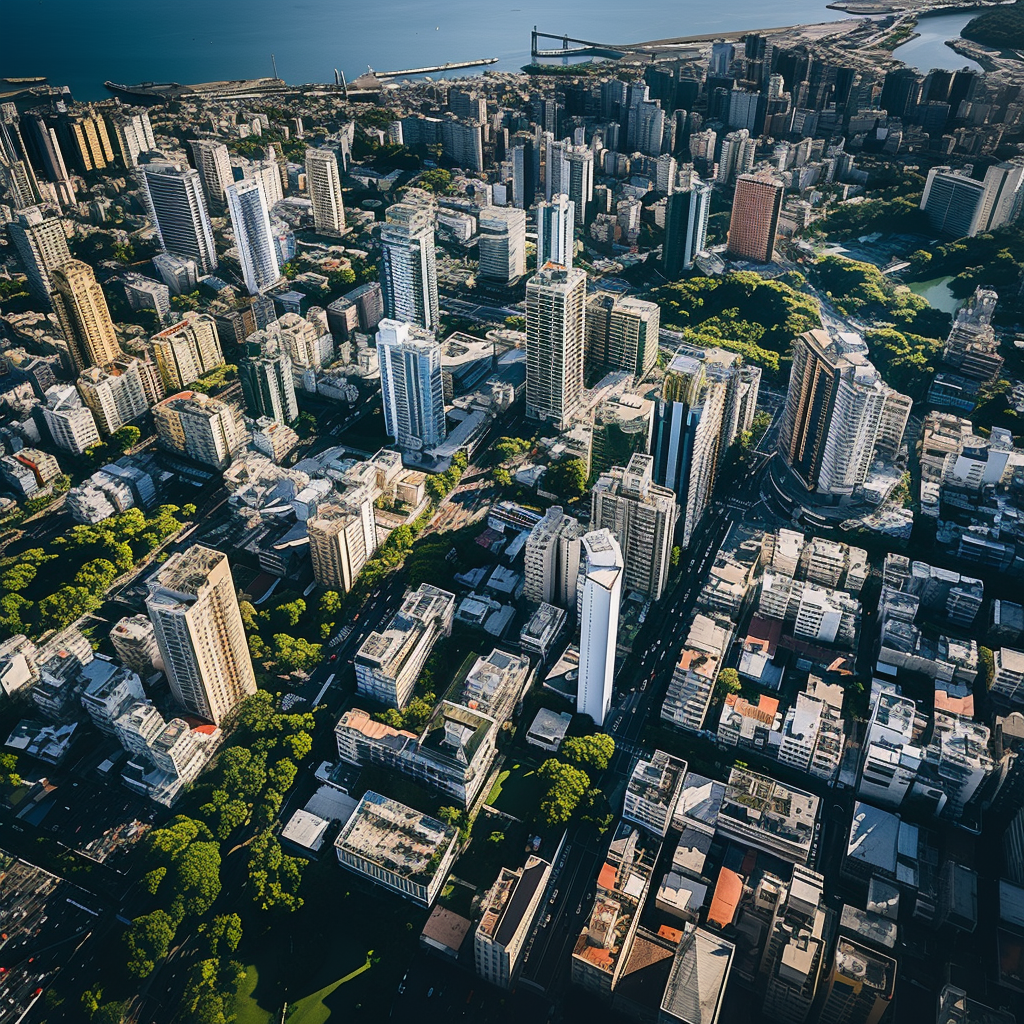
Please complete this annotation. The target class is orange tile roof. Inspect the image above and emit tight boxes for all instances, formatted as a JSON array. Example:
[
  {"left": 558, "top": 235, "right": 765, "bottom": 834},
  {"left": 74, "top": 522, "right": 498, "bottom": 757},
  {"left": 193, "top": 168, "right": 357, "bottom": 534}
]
[
  {"left": 598, "top": 861, "right": 617, "bottom": 892},
  {"left": 707, "top": 868, "right": 743, "bottom": 929},
  {"left": 658, "top": 925, "right": 684, "bottom": 943}
]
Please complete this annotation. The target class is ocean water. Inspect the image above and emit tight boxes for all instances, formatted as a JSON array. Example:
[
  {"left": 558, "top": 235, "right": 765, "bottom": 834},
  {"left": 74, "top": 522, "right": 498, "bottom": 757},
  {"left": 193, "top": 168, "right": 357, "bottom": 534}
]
[
  {"left": 4, "top": 0, "right": 853, "bottom": 101},
  {"left": 891, "top": 10, "right": 983, "bottom": 73}
]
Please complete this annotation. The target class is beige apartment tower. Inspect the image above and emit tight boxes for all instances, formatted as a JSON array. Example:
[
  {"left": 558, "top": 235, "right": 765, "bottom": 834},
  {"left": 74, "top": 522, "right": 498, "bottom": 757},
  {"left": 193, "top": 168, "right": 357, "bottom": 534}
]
[
  {"left": 146, "top": 545, "right": 257, "bottom": 725},
  {"left": 151, "top": 312, "right": 225, "bottom": 391},
  {"left": 307, "top": 500, "right": 377, "bottom": 593},
  {"left": 727, "top": 173, "right": 784, "bottom": 262},
  {"left": 305, "top": 148, "right": 346, "bottom": 236},
  {"left": 50, "top": 259, "right": 121, "bottom": 371}
]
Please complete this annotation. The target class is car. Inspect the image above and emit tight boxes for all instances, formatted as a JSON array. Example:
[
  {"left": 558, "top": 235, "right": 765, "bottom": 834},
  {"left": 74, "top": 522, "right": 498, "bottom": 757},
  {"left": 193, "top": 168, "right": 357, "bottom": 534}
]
[
  {"left": 329, "top": 654, "right": 337, "bottom": 661},
  {"left": 549, "top": 889, "right": 559, "bottom": 903},
  {"left": 544, "top": 914, "right": 552, "bottom": 926},
  {"left": 427, "top": 988, "right": 434, "bottom": 998}
]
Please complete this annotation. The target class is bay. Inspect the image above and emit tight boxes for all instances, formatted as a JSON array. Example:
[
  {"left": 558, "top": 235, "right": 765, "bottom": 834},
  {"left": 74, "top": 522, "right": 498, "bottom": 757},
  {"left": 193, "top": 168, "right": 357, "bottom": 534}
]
[
  {"left": 4, "top": 0, "right": 854, "bottom": 102},
  {"left": 890, "top": 10, "right": 983, "bottom": 73}
]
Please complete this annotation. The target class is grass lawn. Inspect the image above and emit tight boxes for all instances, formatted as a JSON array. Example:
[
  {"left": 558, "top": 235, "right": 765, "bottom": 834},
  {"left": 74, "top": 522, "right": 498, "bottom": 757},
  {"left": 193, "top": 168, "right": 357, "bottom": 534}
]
[
  {"left": 485, "top": 759, "right": 544, "bottom": 821},
  {"left": 232, "top": 966, "right": 270, "bottom": 1024}
]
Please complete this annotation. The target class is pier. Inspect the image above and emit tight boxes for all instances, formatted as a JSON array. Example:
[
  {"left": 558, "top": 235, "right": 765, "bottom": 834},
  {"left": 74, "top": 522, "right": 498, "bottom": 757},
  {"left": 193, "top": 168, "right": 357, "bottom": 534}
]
[{"left": 374, "top": 57, "right": 499, "bottom": 78}]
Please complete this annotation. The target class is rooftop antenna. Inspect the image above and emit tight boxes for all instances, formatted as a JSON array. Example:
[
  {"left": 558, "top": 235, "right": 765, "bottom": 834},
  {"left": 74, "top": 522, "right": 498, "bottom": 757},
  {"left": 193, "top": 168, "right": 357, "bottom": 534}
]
[{"left": 272, "top": 53, "right": 278, "bottom": 79}]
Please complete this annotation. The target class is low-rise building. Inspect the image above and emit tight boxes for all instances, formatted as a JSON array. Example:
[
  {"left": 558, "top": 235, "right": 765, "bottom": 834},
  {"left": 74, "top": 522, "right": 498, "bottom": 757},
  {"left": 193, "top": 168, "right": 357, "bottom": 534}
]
[
  {"left": 334, "top": 791, "right": 459, "bottom": 907},
  {"left": 661, "top": 614, "right": 732, "bottom": 733},
  {"left": 525, "top": 708, "right": 572, "bottom": 753},
  {"left": 520, "top": 602, "right": 567, "bottom": 659},
  {"left": 622, "top": 749, "right": 687, "bottom": 838}
]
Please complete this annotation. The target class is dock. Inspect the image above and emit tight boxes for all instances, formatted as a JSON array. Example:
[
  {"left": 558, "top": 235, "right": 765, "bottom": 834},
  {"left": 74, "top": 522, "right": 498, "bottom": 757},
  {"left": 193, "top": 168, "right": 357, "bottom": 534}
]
[{"left": 374, "top": 57, "right": 499, "bottom": 79}]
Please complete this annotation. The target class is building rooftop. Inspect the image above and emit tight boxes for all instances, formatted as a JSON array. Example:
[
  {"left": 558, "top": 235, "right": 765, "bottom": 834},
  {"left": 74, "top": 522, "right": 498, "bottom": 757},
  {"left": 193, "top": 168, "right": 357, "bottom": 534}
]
[
  {"left": 477, "top": 856, "right": 550, "bottom": 946},
  {"left": 281, "top": 809, "right": 331, "bottom": 852},
  {"left": 659, "top": 928, "right": 735, "bottom": 1024},
  {"left": 674, "top": 774, "right": 726, "bottom": 830},
  {"left": 718, "top": 767, "right": 820, "bottom": 861},
  {"left": 847, "top": 801, "right": 900, "bottom": 875}
]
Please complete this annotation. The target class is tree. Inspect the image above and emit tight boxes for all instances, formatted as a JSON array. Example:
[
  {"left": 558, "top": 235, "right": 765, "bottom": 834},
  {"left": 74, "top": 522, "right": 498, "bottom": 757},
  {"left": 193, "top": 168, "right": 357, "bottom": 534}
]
[
  {"left": 715, "top": 667, "right": 742, "bottom": 700},
  {"left": 202, "top": 914, "right": 243, "bottom": 959},
  {"left": 537, "top": 759, "right": 590, "bottom": 826},
  {"left": 1, "top": 563, "right": 37, "bottom": 592},
  {"left": 979, "top": 646, "right": 996, "bottom": 690},
  {"left": 272, "top": 634, "right": 322, "bottom": 673},
  {"left": 317, "top": 591, "right": 342, "bottom": 620},
  {"left": 562, "top": 734, "right": 616, "bottom": 773},
  {"left": 544, "top": 458, "right": 588, "bottom": 500},
  {"left": 167, "top": 841, "right": 222, "bottom": 921},
  {"left": 124, "top": 910, "right": 176, "bottom": 978},
  {"left": 273, "top": 598, "right": 306, "bottom": 629},
  {"left": 111, "top": 425, "right": 141, "bottom": 452},
  {"left": 74, "top": 558, "right": 119, "bottom": 592},
  {"left": 0, "top": 753, "right": 21, "bottom": 790},
  {"left": 247, "top": 831, "right": 305, "bottom": 911},
  {"left": 37, "top": 585, "right": 100, "bottom": 631},
  {"left": 493, "top": 466, "right": 512, "bottom": 487}
]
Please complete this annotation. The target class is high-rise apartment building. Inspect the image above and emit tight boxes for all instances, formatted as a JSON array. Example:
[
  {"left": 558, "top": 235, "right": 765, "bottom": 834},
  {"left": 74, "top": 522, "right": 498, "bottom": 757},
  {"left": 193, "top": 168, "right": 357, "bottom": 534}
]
[
  {"left": 577, "top": 530, "right": 623, "bottom": 727},
  {"left": 584, "top": 294, "right": 660, "bottom": 380},
  {"left": 225, "top": 179, "right": 281, "bottom": 295},
  {"left": 525, "top": 264, "right": 586, "bottom": 429},
  {"left": 307, "top": 499, "right": 377, "bottom": 593},
  {"left": 9, "top": 205, "right": 71, "bottom": 304},
  {"left": 523, "top": 505, "right": 585, "bottom": 607},
  {"left": 146, "top": 545, "right": 257, "bottom": 725},
  {"left": 153, "top": 390, "right": 245, "bottom": 469},
  {"left": 380, "top": 202, "right": 439, "bottom": 331},
  {"left": 536, "top": 194, "right": 575, "bottom": 269},
  {"left": 239, "top": 330, "right": 298, "bottom": 425},
  {"left": 108, "top": 106, "right": 155, "bottom": 168},
  {"left": 475, "top": 858, "right": 552, "bottom": 989},
  {"left": 779, "top": 329, "right": 911, "bottom": 495},
  {"left": 591, "top": 453, "right": 679, "bottom": 601},
  {"left": 354, "top": 584, "right": 455, "bottom": 708},
  {"left": 188, "top": 139, "right": 233, "bottom": 211},
  {"left": 277, "top": 311, "right": 329, "bottom": 370},
  {"left": 727, "top": 172, "right": 784, "bottom": 262},
  {"left": 662, "top": 173, "right": 711, "bottom": 276},
  {"left": 137, "top": 159, "right": 218, "bottom": 273},
  {"left": 976, "top": 158, "right": 1024, "bottom": 233},
  {"left": 41, "top": 384, "right": 101, "bottom": 454},
  {"left": 304, "top": 147, "right": 346, "bottom": 236},
  {"left": 477, "top": 207, "right": 527, "bottom": 283},
  {"left": 110, "top": 614, "right": 163, "bottom": 677},
  {"left": 150, "top": 313, "right": 225, "bottom": 391},
  {"left": 153, "top": 253, "right": 199, "bottom": 296},
  {"left": 376, "top": 319, "right": 447, "bottom": 451},
  {"left": 77, "top": 359, "right": 150, "bottom": 436},
  {"left": 50, "top": 260, "right": 121, "bottom": 371}
]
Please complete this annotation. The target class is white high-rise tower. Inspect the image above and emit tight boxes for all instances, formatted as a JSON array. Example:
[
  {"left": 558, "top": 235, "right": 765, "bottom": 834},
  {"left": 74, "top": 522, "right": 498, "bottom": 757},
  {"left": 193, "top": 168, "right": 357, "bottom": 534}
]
[
  {"left": 137, "top": 160, "right": 218, "bottom": 273},
  {"left": 536, "top": 194, "right": 575, "bottom": 269},
  {"left": 577, "top": 530, "right": 623, "bottom": 727},
  {"left": 376, "top": 319, "right": 447, "bottom": 451},
  {"left": 380, "top": 202, "right": 440, "bottom": 332},
  {"left": 225, "top": 179, "right": 281, "bottom": 295}
]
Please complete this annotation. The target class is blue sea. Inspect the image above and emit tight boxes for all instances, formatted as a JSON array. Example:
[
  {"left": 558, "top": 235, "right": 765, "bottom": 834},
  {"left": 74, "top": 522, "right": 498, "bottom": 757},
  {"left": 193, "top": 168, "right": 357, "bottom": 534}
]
[{"left": 4, "top": 0, "right": 859, "bottom": 102}]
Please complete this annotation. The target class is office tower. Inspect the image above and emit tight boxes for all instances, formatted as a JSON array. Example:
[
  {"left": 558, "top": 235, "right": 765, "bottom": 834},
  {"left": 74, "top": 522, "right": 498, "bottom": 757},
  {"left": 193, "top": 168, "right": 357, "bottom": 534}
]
[
  {"left": 354, "top": 584, "right": 456, "bottom": 708},
  {"left": 727, "top": 172, "right": 784, "bottom": 262},
  {"left": 153, "top": 253, "right": 199, "bottom": 296},
  {"left": 246, "top": 158, "right": 284, "bottom": 208},
  {"left": 1, "top": 159, "right": 39, "bottom": 210},
  {"left": 880, "top": 67, "right": 922, "bottom": 120},
  {"left": 440, "top": 115, "right": 485, "bottom": 172},
  {"left": 651, "top": 351, "right": 727, "bottom": 549},
  {"left": 591, "top": 393, "right": 654, "bottom": 477},
  {"left": 146, "top": 545, "right": 256, "bottom": 725},
  {"left": 729, "top": 90, "right": 768, "bottom": 135},
  {"left": 225, "top": 179, "right": 280, "bottom": 296},
  {"left": 817, "top": 938, "right": 896, "bottom": 1024},
  {"left": 475, "top": 858, "right": 552, "bottom": 989},
  {"left": 655, "top": 153, "right": 677, "bottom": 195},
  {"left": 304, "top": 147, "right": 346, "bottom": 236},
  {"left": 376, "top": 319, "right": 447, "bottom": 450},
  {"left": 23, "top": 110, "right": 76, "bottom": 207},
  {"left": 50, "top": 260, "right": 121, "bottom": 372},
  {"left": 123, "top": 274, "right": 170, "bottom": 323},
  {"left": 536, "top": 194, "right": 575, "bottom": 269},
  {"left": 525, "top": 265, "right": 586, "bottom": 428},
  {"left": 524, "top": 506, "right": 585, "bottom": 607},
  {"left": 662, "top": 174, "right": 712, "bottom": 277},
  {"left": 477, "top": 207, "right": 527, "bottom": 283},
  {"left": 634, "top": 100, "right": 666, "bottom": 159},
  {"left": 326, "top": 282, "right": 384, "bottom": 341},
  {"left": 379, "top": 202, "right": 440, "bottom": 331},
  {"left": 188, "top": 139, "right": 233, "bottom": 210},
  {"left": 77, "top": 359, "right": 150, "bottom": 436},
  {"left": 108, "top": 106, "right": 155, "bottom": 168},
  {"left": 8, "top": 205, "right": 71, "bottom": 303},
  {"left": 307, "top": 499, "right": 377, "bottom": 593},
  {"left": 710, "top": 41, "right": 735, "bottom": 76},
  {"left": 41, "top": 384, "right": 101, "bottom": 453},
  {"left": 976, "top": 159, "right": 1024, "bottom": 233},
  {"left": 779, "top": 329, "right": 912, "bottom": 495},
  {"left": 511, "top": 136, "right": 535, "bottom": 208},
  {"left": 137, "top": 160, "right": 218, "bottom": 273},
  {"left": 151, "top": 313, "right": 224, "bottom": 391},
  {"left": 577, "top": 529, "right": 623, "bottom": 727},
  {"left": 548, "top": 143, "right": 594, "bottom": 214},
  {"left": 0, "top": 105, "right": 41, "bottom": 207},
  {"left": 759, "top": 866, "right": 829, "bottom": 1023},
  {"left": 591, "top": 453, "right": 679, "bottom": 601},
  {"left": 239, "top": 330, "right": 298, "bottom": 425},
  {"left": 920, "top": 166, "right": 988, "bottom": 238},
  {"left": 152, "top": 391, "right": 245, "bottom": 469},
  {"left": 584, "top": 294, "right": 661, "bottom": 380}
]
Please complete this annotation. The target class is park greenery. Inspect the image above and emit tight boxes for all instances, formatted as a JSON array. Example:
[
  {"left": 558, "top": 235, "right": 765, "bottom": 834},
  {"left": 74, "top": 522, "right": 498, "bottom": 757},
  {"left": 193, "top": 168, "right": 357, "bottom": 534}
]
[
  {"left": 650, "top": 271, "right": 821, "bottom": 377},
  {"left": 906, "top": 226, "right": 1024, "bottom": 300},
  {"left": 543, "top": 458, "right": 589, "bottom": 501},
  {"left": 0, "top": 505, "right": 189, "bottom": 640},
  {"left": 813, "top": 171, "right": 927, "bottom": 238},
  {"left": 189, "top": 364, "right": 238, "bottom": 396},
  {"left": 561, "top": 733, "right": 616, "bottom": 773},
  {"left": 962, "top": 1, "right": 1024, "bottom": 48}
]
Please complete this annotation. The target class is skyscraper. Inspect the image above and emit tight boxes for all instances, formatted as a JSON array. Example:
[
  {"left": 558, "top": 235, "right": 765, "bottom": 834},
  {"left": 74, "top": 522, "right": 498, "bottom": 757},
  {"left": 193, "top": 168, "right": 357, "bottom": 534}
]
[
  {"left": 304, "top": 147, "right": 346, "bottom": 236},
  {"left": 8, "top": 205, "right": 71, "bottom": 303},
  {"left": 920, "top": 166, "right": 987, "bottom": 238},
  {"left": 150, "top": 313, "right": 225, "bottom": 391},
  {"left": 727, "top": 172, "right": 784, "bottom": 262},
  {"left": 477, "top": 207, "right": 527, "bottom": 283},
  {"left": 380, "top": 202, "right": 440, "bottom": 331},
  {"left": 976, "top": 158, "right": 1024, "bottom": 233},
  {"left": 577, "top": 529, "right": 623, "bottom": 727},
  {"left": 225, "top": 179, "right": 281, "bottom": 295},
  {"left": 536, "top": 194, "right": 575, "bottom": 269},
  {"left": 77, "top": 359, "right": 150, "bottom": 435},
  {"left": 50, "top": 260, "right": 121, "bottom": 372},
  {"left": 584, "top": 294, "right": 661, "bottom": 380},
  {"left": 146, "top": 545, "right": 257, "bottom": 725},
  {"left": 662, "top": 173, "right": 711, "bottom": 276},
  {"left": 108, "top": 106, "right": 155, "bottom": 168},
  {"left": 525, "top": 264, "right": 587, "bottom": 429},
  {"left": 188, "top": 139, "right": 233, "bottom": 210},
  {"left": 524, "top": 506, "right": 585, "bottom": 607},
  {"left": 239, "top": 329, "right": 298, "bottom": 425},
  {"left": 138, "top": 160, "right": 218, "bottom": 273},
  {"left": 591, "top": 453, "right": 679, "bottom": 601},
  {"left": 510, "top": 136, "right": 536, "bottom": 208},
  {"left": 307, "top": 499, "right": 378, "bottom": 593},
  {"left": 779, "top": 329, "right": 912, "bottom": 495},
  {"left": 376, "top": 319, "right": 447, "bottom": 451}
]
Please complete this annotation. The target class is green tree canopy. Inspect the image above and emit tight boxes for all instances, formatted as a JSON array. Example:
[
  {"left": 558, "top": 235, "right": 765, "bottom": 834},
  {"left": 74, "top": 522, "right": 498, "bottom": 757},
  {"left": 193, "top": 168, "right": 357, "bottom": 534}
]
[
  {"left": 562, "top": 734, "right": 616, "bottom": 773},
  {"left": 537, "top": 759, "right": 590, "bottom": 826}
]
